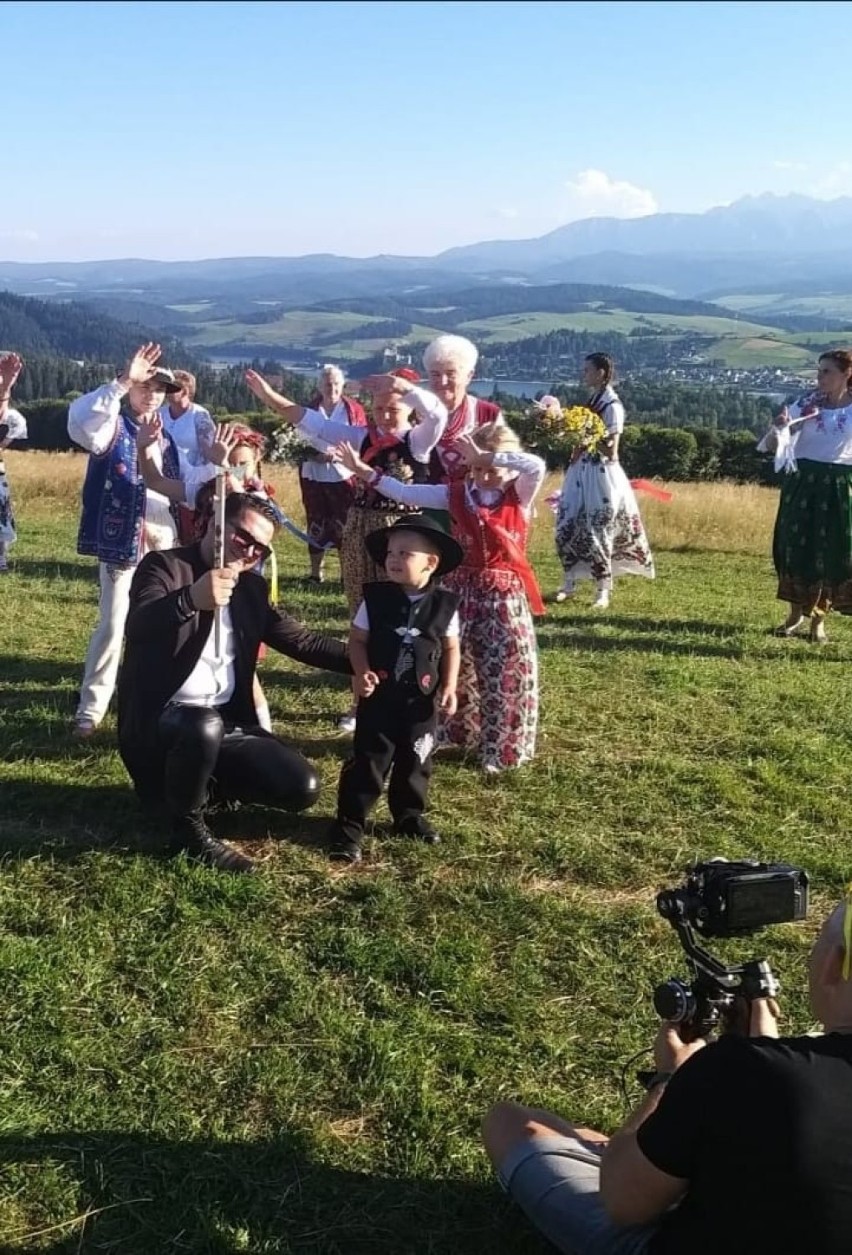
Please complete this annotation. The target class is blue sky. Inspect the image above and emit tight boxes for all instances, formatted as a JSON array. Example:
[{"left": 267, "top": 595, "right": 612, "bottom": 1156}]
[{"left": 3, "top": 0, "right": 848, "bottom": 261}]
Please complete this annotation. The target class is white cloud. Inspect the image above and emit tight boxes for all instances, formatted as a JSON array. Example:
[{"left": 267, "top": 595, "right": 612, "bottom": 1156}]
[
  {"left": 810, "top": 161, "right": 852, "bottom": 197},
  {"left": 772, "top": 159, "right": 808, "bottom": 172},
  {"left": 562, "top": 169, "right": 658, "bottom": 221},
  {"left": 0, "top": 228, "right": 39, "bottom": 242},
  {"left": 495, "top": 206, "right": 520, "bottom": 221}
]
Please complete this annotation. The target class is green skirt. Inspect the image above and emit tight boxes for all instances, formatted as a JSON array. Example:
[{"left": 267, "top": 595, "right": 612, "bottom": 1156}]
[{"left": 773, "top": 458, "right": 852, "bottom": 613}]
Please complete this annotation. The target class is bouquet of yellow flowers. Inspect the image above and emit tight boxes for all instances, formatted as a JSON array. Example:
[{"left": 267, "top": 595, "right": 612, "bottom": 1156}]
[{"left": 530, "top": 396, "right": 607, "bottom": 461}]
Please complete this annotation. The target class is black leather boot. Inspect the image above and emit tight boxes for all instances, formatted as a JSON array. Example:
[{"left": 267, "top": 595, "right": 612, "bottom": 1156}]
[{"left": 173, "top": 813, "right": 255, "bottom": 875}]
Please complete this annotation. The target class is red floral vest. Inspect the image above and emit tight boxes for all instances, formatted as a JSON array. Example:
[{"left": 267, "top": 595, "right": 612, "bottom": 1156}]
[{"left": 448, "top": 479, "right": 545, "bottom": 614}]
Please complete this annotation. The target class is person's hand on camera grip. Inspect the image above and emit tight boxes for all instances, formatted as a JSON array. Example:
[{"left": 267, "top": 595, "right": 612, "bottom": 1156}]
[
  {"left": 654, "top": 1021, "right": 708, "bottom": 1073},
  {"left": 723, "top": 994, "right": 781, "bottom": 1038}
]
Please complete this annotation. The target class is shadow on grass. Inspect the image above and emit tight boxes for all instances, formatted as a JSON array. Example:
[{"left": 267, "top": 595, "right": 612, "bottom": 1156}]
[
  {"left": 0, "top": 1131, "right": 546, "bottom": 1255},
  {"left": 8, "top": 555, "right": 97, "bottom": 583},
  {"left": 0, "top": 777, "right": 342, "bottom": 861}
]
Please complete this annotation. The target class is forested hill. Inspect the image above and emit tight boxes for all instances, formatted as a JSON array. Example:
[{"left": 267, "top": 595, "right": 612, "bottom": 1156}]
[{"left": 0, "top": 290, "right": 184, "bottom": 362}]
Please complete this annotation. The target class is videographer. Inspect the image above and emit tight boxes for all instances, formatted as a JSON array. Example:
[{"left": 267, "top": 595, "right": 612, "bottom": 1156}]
[{"left": 482, "top": 899, "right": 852, "bottom": 1254}]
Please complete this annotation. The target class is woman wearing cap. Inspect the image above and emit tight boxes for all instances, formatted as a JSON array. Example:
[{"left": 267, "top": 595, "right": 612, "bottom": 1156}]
[
  {"left": 422, "top": 335, "right": 502, "bottom": 483},
  {"left": 0, "top": 352, "right": 28, "bottom": 573},
  {"left": 554, "top": 353, "right": 654, "bottom": 609},
  {"left": 244, "top": 366, "right": 447, "bottom": 732},
  {"left": 67, "top": 343, "right": 188, "bottom": 736},
  {"left": 299, "top": 364, "right": 367, "bottom": 584}
]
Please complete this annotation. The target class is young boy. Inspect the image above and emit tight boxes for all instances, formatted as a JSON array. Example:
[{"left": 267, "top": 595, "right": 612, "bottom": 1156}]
[{"left": 329, "top": 514, "right": 463, "bottom": 865}]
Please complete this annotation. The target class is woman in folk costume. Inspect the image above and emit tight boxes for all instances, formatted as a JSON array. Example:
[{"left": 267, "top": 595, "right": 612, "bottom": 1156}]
[
  {"left": 337, "top": 421, "right": 546, "bottom": 774},
  {"left": 244, "top": 366, "right": 447, "bottom": 733},
  {"left": 299, "top": 363, "right": 367, "bottom": 584},
  {"left": 422, "top": 335, "right": 502, "bottom": 483},
  {"left": 0, "top": 352, "right": 27, "bottom": 573},
  {"left": 67, "top": 343, "right": 189, "bottom": 737},
  {"left": 757, "top": 349, "right": 852, "bottom": 644},
  {"left": 554, "top": 353, "right": 654, "bottom": 609}
]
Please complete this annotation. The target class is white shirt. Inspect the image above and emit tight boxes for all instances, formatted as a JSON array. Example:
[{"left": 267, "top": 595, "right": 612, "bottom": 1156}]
[
  {"left": 297, "top": 385, "right": 447, "bottom": 464},
  {"left": 757, "top": 397, "right": 852, "bottom": 470},
  {"left": 159, "top": 402, "right": 216, "bottom": 470},
  {"left": 593, "top": 385, "right": 625, "bottom": 435},
  {"left": 300, "top": 400, "right": 356, "bottom": 483},
  {"left": 353, "top": 592, "right": 460, "bottom": 636},
  {"left": 170, "top": 606, "right": 236, "bottom": 707},
  {"left": 365, "top": 448, "right": 547, "bottom": 514},
  {"left": 2, "top": 408, "right": 27, "bottom": 443}
]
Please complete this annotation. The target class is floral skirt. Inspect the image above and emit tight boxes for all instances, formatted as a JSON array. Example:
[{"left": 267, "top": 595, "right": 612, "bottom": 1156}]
[
  {"left": 0, "top": 466, "right": 17, "bottom": 547},
  {"left": 773, "top": 459, "right": 852, "bottom": 614},
  {"left": 555, "top": 456, "right": 654, "bottom": 583},
  {"left": 340, "top": 506, "right": 409, "bottom": 617},
  {"left": 439, "top": 567, "right": 538, "bottom": 770},
  {"left": 299, "top": 475, "right": 357, "bottom": 551}
]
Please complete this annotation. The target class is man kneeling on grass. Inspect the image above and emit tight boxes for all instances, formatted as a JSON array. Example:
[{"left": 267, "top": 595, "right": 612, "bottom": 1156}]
[{"left": 117, "top": 491, "right": 351, "bottom": 874}]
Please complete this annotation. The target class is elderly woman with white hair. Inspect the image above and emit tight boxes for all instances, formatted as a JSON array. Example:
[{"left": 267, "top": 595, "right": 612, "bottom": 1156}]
[
  {"left": 299, "top": 363, "right": 367, "bottom": 582},
  {"left": 422, "top": 335, "right": 502, "bottom": 482}
]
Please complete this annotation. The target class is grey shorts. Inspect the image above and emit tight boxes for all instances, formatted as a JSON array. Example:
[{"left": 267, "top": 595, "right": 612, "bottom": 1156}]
[{"left": 499, "top": 1134, "right": 657, "bottom": 1255}]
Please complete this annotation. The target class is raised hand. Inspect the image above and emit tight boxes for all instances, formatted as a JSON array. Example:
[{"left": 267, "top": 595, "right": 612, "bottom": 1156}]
[
  {"left": 331, "top": 441, "right": 371, "bottom": 479},
  {"left": 136, "top": 414, "right": 163, "bottom": 451},
  {"left": 360, "top": 373, "right": 411, "bottom": 397},
  {"left": 125, "top": 343, "right": 162, "bottom": 384},
  {"left": 244, "top": 369, "right": 277, "bottom": 404},
  {"left": 0, "top": 352, "right": 24, "bottom": 396},
  {"left": 209, "top": 422, "right": 239, "bottom": 467},
  {"left": 452, "top": 432, "right": 490, "bottom": 468}
]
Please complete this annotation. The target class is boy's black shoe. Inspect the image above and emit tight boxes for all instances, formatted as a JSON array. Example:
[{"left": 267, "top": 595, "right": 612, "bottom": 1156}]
[
  {"left": 173, "top": 814, "right": 256, "bottom": 875},
  {"left": 326, "top": 822, "right": 363, "bottom": 865},
  {"left": 394, "top": 817, "right": 441, "bottom": 845}
]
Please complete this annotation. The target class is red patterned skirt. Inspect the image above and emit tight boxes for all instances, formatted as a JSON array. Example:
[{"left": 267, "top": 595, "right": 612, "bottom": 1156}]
[
  {"left": 439, "top": 566, "right": 538, "bottom": 770},
  {"left": 299, "top": 475, "right": 358, "bottom": 551}
]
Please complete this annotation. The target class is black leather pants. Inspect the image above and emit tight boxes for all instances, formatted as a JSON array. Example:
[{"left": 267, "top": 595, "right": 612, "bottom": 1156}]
[{"left": 157, "top": 705, "right": 320, "bottom": 819}]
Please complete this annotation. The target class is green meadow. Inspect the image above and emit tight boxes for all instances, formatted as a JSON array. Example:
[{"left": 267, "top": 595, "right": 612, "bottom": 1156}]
[{"left": 1, "top": 457, "right": 849, "bottom": 1253}]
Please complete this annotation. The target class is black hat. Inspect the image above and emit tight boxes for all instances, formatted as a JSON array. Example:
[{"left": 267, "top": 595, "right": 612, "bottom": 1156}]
[
  {"left": 365, "top": 513, "right": 463, "bottom": 578},
  {"left": 151, "top": 367, "right": 182, "bottom": 395}
]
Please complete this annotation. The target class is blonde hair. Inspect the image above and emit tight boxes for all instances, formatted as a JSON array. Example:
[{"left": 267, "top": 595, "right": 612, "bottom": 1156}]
[
  {"left": 471, "top": 419, "right": 521, "bottom": 455},
  {"left": 173, "top": 369, "right": 197, "bottom": 400}
]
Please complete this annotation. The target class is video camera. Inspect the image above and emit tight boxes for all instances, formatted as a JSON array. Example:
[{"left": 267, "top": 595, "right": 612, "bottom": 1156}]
[{"left": 653, "top": 860, "right": 808, "bottom": 1039}]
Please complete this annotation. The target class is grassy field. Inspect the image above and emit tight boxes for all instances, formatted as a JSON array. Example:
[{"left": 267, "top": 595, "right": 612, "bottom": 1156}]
[
  {"left": 2, "top": 455, "right": 851, "bottom": 1253},
  {"left": 715, "top": 292, "right": 852, "bottom": 323},
  {"left": 178, "top": 300, "right": 828, "bottom": 372}
]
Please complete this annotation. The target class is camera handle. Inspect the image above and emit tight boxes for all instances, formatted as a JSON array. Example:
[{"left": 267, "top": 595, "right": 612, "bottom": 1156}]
[{"left": 670, "top": 917, "right": 779, "bottom": 998}]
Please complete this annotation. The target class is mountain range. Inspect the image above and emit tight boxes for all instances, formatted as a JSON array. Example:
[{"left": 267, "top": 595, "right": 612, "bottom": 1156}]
[{"left": 2, "top": 195, "right": 852, "bottom": 308}]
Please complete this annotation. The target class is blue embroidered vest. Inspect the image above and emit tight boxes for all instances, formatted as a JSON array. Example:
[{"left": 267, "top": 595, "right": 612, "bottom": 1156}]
[{"left": 77, "top": 410, "right": 181, "bottom": 566}]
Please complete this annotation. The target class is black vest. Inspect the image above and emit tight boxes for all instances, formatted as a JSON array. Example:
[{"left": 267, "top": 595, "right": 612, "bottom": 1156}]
[
  {"left": 355, "top": 432, "right": 430, "bottom": 511},
  {"left": 363, "top": 582, "right": 459, "bottom": 696}
]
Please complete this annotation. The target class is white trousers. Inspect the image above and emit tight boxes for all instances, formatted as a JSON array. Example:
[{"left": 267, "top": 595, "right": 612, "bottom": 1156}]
[{"left": 76, "top": 502, "right": 176, "bottom": 724}]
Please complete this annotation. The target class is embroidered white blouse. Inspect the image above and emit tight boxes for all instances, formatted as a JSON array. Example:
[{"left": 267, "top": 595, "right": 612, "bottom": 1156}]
[{"left": 757, "top": 397, "right": 852, "bottom": 471}]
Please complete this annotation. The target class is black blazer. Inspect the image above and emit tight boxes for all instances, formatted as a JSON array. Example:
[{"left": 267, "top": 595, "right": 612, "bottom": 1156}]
[{"left": 117, "top": 544, "right": 350, "bottom": 803}]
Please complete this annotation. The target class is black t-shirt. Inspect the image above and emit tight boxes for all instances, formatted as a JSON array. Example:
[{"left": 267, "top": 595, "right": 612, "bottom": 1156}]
[{"left": 636, "top": 1032, "right": 852, "bottom": 1255}]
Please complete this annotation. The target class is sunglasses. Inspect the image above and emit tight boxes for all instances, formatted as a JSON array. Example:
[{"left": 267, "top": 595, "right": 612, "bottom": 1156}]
[{"left": 230, "top": 524, "right": 272, "bottom": 564}]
